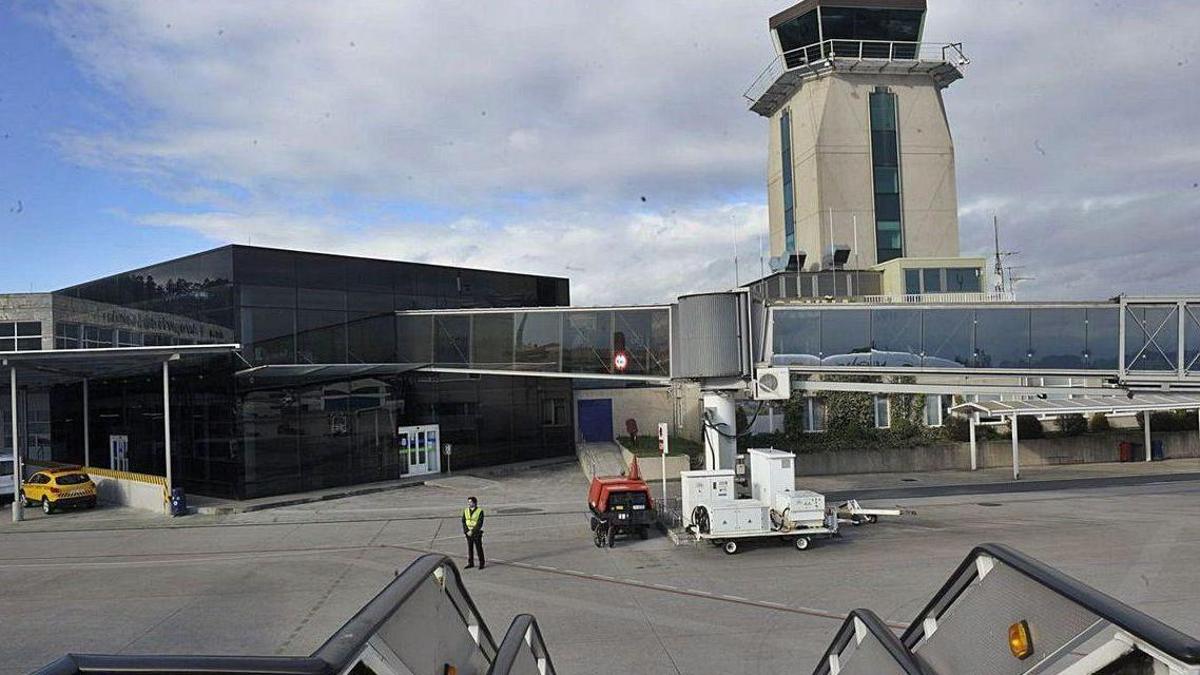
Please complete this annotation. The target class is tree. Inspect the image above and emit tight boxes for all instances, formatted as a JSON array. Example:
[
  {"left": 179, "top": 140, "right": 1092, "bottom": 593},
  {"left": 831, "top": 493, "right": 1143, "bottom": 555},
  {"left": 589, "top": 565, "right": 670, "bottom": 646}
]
[
  {"left": 1059, "top": 414, "right": 1087, "bottom": 437},
  {"left": 1015, "top": 416, "right": 1044, "bottom": 439}
]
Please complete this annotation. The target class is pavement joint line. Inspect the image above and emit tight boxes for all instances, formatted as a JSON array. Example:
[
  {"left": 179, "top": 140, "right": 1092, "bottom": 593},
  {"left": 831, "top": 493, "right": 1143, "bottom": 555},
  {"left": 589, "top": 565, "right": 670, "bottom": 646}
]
[{"left": 385, "top": 542, "right": 890, "bottom": 628}]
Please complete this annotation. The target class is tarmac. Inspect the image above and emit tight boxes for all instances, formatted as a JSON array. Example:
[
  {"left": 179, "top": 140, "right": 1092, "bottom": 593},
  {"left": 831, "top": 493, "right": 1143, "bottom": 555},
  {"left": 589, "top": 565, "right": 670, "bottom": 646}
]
[{"left": 2, "top": 457, "right": 1199, "bottom": 674}]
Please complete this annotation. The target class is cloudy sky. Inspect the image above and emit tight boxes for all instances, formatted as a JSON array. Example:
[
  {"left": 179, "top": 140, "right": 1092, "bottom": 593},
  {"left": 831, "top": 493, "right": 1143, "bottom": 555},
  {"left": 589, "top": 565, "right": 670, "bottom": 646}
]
[{"left": 1, "top": 1, "right": 1197, "bottom": 304}]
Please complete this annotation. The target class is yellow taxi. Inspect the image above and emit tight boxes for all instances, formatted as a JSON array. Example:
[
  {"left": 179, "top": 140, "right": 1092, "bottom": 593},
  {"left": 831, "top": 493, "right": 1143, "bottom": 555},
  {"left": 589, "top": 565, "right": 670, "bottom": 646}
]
[{"left": 21, "top": 468, "right": 98, "bottom": 514}]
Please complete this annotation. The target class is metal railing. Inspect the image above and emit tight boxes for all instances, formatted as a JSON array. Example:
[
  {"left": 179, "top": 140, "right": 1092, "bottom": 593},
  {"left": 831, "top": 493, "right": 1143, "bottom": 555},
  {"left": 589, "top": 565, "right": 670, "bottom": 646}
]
[
  {"left": 858, "top": 291, "right": 1016, "bottom": 304},
  {"left": 488, "top": 615, "right": 557, "bottom": 675},
  {"left": 745, "top": 40, "right": 969, "bottom": 104}
]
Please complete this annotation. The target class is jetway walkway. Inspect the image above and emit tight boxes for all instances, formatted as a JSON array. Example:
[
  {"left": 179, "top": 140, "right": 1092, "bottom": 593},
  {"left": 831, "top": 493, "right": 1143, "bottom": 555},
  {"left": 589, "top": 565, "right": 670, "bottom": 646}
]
[{"left": 36, "top": 553, "right": 556, "bottom": 675}]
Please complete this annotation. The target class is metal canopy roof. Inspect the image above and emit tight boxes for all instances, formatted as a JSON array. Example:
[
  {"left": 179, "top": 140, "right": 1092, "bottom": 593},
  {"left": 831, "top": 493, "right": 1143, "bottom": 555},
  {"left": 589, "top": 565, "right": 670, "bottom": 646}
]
[
  {"left": 950, "top": 393, "right": 1200, "bottom": 417},
  {"left": 0, "top": 344, "right": 241, "bottom": 387},
  {"left": 235, "top": 362, "right": 427, "bottom": 389}
]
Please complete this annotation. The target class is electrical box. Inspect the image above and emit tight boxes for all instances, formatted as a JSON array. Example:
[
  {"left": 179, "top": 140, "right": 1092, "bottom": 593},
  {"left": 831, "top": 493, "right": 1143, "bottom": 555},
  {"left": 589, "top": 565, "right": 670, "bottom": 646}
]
[
  {"left": 709, "top": 504, "right": 770, "bottom": 535},
  {"left": 777, "top": 490, "right": 826, "bottom": 525},
  {"left": 748, "top": 448, "right": 796, "bottom": 504},
  {"left": 681, "top": 469, "right": 735, "bottom": 526}
]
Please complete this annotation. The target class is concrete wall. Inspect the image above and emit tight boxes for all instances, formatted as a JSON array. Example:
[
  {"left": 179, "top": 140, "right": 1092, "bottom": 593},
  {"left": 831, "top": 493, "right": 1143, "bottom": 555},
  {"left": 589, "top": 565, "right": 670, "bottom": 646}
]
[
  {"left": 91, "top": 473, "right": 168, "bottom": 514},
  {"left": 790, "top": 430, "right": 1200, "bottom": 476},
  {"left": 767, "top": 73, "right": 960, "bottom": 265},
  {"left": 620, "top": 447, "right": 690, "bottom": 482},
  {"left": 574, "top": 383, "right": 703, "bottom": 444}
]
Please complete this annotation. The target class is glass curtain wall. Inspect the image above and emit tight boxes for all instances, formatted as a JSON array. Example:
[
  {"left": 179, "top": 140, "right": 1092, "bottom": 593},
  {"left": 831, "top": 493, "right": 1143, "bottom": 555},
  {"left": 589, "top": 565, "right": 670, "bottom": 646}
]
[
  {"left": 398, "top": 308, "right": 670, "bottom": 377},
  {"left": 771, "top": 306, "right": 1124, "bottom": 371}
]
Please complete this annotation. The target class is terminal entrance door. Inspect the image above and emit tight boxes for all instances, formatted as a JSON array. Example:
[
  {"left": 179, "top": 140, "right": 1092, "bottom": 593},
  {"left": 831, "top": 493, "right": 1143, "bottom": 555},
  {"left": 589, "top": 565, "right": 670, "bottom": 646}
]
[
  {"left": 109, "top": 435, "right": 129, "bottom": 472},
  {"left": 398, "top": 425, "right": 440, "bottom": 477}
]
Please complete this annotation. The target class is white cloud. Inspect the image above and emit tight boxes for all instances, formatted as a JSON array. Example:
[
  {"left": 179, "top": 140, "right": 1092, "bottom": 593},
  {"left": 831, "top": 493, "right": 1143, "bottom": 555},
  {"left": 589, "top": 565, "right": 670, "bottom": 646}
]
[{"left": 34, "top": 0, "right": 1200, "bottom": 303}]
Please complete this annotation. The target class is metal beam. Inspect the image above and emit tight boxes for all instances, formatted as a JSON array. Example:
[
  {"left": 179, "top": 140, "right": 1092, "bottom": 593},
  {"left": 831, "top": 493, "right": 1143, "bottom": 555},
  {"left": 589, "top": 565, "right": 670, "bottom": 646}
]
[
  {"left": 417, "top": 366, "right": 670, "bottom": 384},
  {"left": 1144, "top": 410, "right": 1152, "bottom": 463},
  {"left": 792, "top": 379, "right": 1126, "bottom": 397}
]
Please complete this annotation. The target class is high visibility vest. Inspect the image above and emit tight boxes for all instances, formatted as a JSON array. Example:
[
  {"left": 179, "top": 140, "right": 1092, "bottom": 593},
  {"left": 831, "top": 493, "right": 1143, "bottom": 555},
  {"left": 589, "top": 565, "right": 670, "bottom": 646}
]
[{"left": 463, "top": 507, "right": 483, "bottom": 530}]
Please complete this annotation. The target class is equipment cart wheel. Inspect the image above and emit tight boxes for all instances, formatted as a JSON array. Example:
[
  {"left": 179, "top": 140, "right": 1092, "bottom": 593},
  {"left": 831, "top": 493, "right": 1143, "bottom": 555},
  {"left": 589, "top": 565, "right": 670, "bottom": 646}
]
[
  {"left": 723, "top": 540, "right": 739, "bottom": 555},
  {"left": 866, "top": 514, "right": 878, "bottom": 524},
  {"left": 593, "top": 522, "right": 608, "bottom": 548},
  {"left": 793, "top": 536, "right": 811, "bottom": 551},
  {"left": 638, "top": 525, "right": 649, "bottom": 540},
  {"left": 605, "top": 524, "right": 616, "bottom": 548}
]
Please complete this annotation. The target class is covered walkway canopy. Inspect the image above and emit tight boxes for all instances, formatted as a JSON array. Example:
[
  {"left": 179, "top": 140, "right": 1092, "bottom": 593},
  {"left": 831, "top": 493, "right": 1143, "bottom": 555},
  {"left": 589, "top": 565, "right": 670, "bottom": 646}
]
[
  {"left": 951, "top": 393, "right": 1200, "bottom": 479},
  {"left": 1, "top": 344, "right": 240, "bottom": 521}
]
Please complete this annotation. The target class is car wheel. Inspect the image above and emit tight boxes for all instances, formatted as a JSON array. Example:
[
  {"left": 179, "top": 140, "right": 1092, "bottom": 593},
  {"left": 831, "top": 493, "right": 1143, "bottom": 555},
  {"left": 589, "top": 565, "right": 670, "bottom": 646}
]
[
  {"left": 86, "top": 498, "right": 97, "bottom": 509},
  {"left": 723, "top": 540, "right": 739, "bottom": 555},
  {"left": 794, "top": 536, "right": 811, "bottom": 551},
  {"left": 41, "top": 496, "right": 53, "bottom": 515}
]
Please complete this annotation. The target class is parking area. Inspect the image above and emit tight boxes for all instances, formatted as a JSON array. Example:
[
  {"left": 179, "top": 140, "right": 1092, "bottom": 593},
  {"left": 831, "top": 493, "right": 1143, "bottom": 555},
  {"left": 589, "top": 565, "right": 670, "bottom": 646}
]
[{"left": 2, "top": 463, "right": 1200, "bottom": 674}]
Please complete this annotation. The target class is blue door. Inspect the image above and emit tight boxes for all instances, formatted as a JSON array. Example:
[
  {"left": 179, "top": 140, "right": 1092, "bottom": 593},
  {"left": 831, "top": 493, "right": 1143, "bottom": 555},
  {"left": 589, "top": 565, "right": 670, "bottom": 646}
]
[{"left": 577, "top": 399, "right": 614, "bottom": 442}]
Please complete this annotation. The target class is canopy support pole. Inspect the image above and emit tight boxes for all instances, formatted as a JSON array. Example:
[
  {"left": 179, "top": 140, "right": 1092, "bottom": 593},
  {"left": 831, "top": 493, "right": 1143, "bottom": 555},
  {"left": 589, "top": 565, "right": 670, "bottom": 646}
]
[
  {"left": 162, "top": 360, "right": 173, "bottom": 501},
  {"left": 1011, "top": 414, "right": 1020, "bottom": 480},
  {"left": 1143, "top": 410, "right": 1152, "bottom": 462},
  {"left": 82, "top": 378, "right": 90, "bottom": 467},
  {"left": 969, "top": 413, "right": 978, "bottom": 471},
  {"left": 11, "top": 367, "right": 22, "bottom": 522}
]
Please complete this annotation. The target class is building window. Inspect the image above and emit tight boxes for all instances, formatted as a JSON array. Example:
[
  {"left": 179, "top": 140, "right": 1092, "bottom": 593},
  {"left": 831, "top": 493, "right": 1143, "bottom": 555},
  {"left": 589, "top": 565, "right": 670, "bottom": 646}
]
[
  {"left": 55, "top": 322, "right": 81, "bottom": 350},
  {"left": 904, "top": 269, "right": 921, "bottom": 295},
  {"left": 803, "top": 397, "right": 826, "bottom": 433},
  {"left": 923, "top": 268, "right": 943, "bottom": 293},
  {"left": 924, "top": 395, "right": 944, "bottom": 427},
  {"left": 83, "top": 325, "right": 115, "bottom": 349},
  {"left": 542, "top": 398, "right": 568, "bottom": 426},
  {"left": 780, "top": 108, "right": 796, "bottom": 254},
  {"left": 946, "top": 268, "right": 982, "bottom": 292},
  {"left": 0, "top": 321, "right": 42, "bottom": 352},
  {"left": 874, "top": 395, "right": 891, "bottom": 428},
  {"left": 869, "top": 89, "right": 903, "bottom": 263}
]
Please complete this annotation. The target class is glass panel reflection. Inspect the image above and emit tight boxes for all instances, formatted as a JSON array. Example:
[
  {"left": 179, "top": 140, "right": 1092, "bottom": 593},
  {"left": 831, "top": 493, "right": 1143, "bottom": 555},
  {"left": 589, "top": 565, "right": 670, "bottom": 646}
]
[
  {"left": 973, "top": 308, "right": 1029, "bottom": 368},
  {"left": 1087, "top": 307, "right": 1120, "bottom": 369},
  {"left": 563, "top": 311, "right": 612, "bottom": 374},
  {"left": 514, "top": 312, "right": 562, "bottom": 372},
  {"left": 472, "top": 313, "right": 515, "bottom": 369},
  {"left": 1030, "top": 308, "right": 1086, "bottom": 368},
  {"left": 820, "top": 310, "right": 871, "bottom": 365},
  {"left": 434, "top": 316, "right": 471, "bottom": 366},
  {"left": 871, "top": 309, "right": 922, "bottom": 366},
  {"left": 1126, "top": 306, "right": 1178, "bottom": 371},
  {"left": 772, "top": 309, "right": 821, "bottom": 365},
  {"left": 922, "top": 309, "right": 972, "bottom": 367},
  {"left": 396, "top": 315, "right": 432, "bottom": 363}
]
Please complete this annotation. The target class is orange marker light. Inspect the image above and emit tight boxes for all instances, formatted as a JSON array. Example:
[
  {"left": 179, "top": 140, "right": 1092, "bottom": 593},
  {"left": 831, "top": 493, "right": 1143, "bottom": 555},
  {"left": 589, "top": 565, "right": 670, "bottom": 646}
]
[{"left": 1008, "top": 620, "right": 1033, "bottom": 660}]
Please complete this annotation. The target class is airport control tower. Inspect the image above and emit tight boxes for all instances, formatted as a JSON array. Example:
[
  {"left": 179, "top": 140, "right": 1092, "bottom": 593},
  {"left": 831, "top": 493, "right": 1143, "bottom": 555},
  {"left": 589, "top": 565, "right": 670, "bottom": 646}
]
[{"left": 747, "top": 0, "right": 969, "bottom": 277}]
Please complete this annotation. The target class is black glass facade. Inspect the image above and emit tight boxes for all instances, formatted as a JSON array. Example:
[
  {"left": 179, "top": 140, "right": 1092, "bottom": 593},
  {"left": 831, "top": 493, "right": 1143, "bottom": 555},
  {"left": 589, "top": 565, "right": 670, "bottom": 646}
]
[
  {"left": 780, "top": 109, "right": 797, "bottom": 254},
  {"left": 38, "top": 245, "right": 573, "bottom": 499}
]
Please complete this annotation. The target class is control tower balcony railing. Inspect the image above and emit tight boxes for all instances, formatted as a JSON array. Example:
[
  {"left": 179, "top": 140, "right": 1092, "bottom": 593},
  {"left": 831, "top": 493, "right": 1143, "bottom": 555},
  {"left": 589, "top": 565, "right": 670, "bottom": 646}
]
[{"left": 745, "top": 39, "right": 969, "bottom": 117}]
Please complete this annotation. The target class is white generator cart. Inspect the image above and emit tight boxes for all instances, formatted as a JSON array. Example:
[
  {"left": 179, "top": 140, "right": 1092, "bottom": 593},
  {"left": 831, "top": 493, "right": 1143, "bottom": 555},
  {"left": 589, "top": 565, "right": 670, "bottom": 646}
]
[{"left": 679, "top": 450, "right": 839, "bottom": 555}]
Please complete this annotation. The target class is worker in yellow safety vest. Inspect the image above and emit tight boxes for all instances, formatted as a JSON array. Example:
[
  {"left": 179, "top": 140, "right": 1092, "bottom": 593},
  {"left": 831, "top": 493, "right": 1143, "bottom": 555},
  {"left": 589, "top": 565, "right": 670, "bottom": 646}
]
[{"left": 462, "top": 496, "right": 485, "bottom": 569}]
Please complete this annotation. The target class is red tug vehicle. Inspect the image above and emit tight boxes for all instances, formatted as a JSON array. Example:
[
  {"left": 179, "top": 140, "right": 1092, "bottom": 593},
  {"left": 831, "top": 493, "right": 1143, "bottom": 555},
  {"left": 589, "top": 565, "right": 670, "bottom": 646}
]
[{"left": 587, "top": 458, "right": 655, "bottom": 547}]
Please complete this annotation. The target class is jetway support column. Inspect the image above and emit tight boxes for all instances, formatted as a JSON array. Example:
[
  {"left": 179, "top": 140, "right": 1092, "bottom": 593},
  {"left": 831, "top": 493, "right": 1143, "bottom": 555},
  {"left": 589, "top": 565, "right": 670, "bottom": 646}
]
[{"left": 702, "top": 392, "right": 737, "bottom": 471}]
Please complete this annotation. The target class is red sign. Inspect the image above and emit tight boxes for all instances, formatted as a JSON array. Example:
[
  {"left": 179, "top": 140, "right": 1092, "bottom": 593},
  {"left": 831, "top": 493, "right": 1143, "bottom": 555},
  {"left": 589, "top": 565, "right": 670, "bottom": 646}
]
[{"left": 613, "top": 350, "right": 629, "bottom": 372}]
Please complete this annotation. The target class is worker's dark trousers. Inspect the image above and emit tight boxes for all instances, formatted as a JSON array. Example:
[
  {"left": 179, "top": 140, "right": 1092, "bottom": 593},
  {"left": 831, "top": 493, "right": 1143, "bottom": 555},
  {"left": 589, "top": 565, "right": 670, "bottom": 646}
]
[{"left": 466, "top": 533, "right": 485, "bottom": 567}]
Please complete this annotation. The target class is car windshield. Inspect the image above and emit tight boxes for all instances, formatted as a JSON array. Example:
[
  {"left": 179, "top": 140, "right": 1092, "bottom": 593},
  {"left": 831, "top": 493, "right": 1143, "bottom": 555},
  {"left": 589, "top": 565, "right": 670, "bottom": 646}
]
[
  {"left": 56, "top": 473, "right": 90, "bottom": 485},
  {"left": 608, "top": 490, "right": 648, "bottom": 508}
]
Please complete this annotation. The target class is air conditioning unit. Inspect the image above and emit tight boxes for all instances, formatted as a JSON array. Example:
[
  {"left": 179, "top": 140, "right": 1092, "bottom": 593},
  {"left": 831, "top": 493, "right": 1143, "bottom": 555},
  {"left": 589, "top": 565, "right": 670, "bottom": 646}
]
[{"left": 753, "top": 367, "right": 791, "bottom": 400}]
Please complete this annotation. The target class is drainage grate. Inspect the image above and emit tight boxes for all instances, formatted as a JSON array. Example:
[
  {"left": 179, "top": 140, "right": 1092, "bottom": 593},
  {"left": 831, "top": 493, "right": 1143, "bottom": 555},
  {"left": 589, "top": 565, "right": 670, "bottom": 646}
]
[
  {"left": 496, "top": 506, "right": 542, "bottom": 514},
  {"left": 977, "top": 502, "right": 1003, "bottom": 507}
]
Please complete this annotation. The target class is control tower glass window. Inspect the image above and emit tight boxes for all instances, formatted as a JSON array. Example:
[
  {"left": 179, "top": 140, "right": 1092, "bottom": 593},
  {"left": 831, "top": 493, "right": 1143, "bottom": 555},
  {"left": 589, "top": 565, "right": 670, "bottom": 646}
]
[
  {"left": 775, "top": 9, "right": 820, "bottom": 66},
  {"left": 781, "top": 109, "right": 797, "bottom": 254},
  {"left": 870, "top": 89, "right": 903, "bottom": 262},
  {"left": 820, "top": 7, "right": 923, "bottom": 59}
]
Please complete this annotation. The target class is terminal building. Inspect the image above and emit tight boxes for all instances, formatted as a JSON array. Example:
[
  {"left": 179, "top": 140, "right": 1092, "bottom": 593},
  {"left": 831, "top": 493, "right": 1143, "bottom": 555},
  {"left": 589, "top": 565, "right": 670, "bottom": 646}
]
[{"left": 4, "top": 0, "right": 1199, "bottom": 504}]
